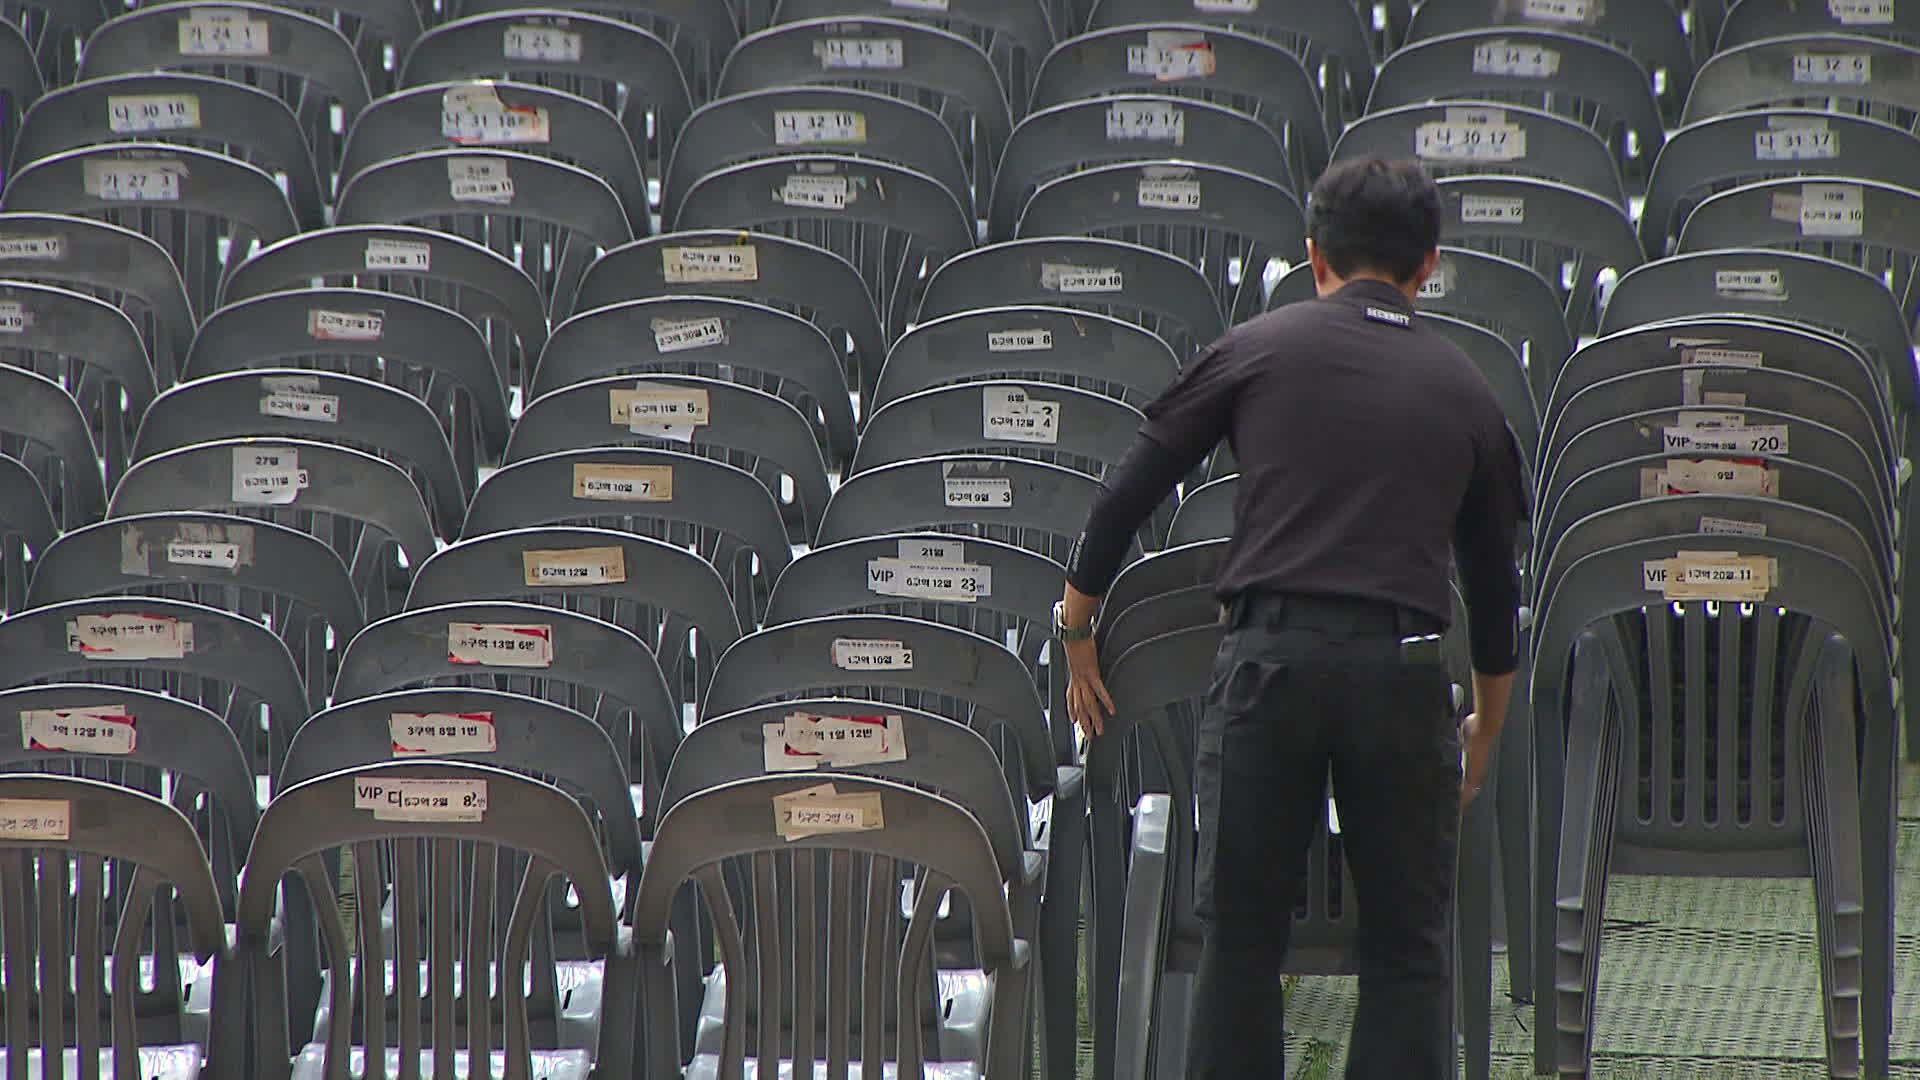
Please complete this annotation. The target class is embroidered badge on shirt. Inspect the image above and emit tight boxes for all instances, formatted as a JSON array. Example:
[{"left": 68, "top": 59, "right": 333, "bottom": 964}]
[{"left": 1363, "top": 306, "right": 1412, "bottom": 328}]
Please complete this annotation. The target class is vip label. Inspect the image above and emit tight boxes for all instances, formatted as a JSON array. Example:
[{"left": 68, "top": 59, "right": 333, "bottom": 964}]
[
  {"left": 447, "top": 622, "right": 554, "bottom": 667},
  {"left": 390, "top": 711, "right": 497, "bottom": 755},
  {"left": 503, "top": 24, "right": 581, "bottom": 62},
  {"left": 108, "top": 94, "right": 201, "bottom": 134},
  {"left": 814, "top": 37, "right": 904, "bottom": 69},
  {"left": 573, "top": 463, "right": 673, "bottom": 501},
  {"left": 353, "top": 778, "right": 488, "bottom": 822},
  {"left": 1662, "top": 424, "right": 1790, "bottom": 456},
  {"left": 662, "top": 244, "right": 758, "bottom": 282},
  {"left": 177, "top": 10, "right": 268, "bottom": 56},
  {"left": 261, "top": 389, "right": 340, "bottom": 423},
  {"left": 67, "top": 614, "right": 193, "bottom": 660},
  {"left": 831, "top": 637, "right": 913, "bottom": 670},
  {"left": 522, "top": 545, "right": 627, "bottom": 586},
  {"left": 21, "top": 706, "right": 136, "bottom": 755},
  {"left": 867, "top": 557, "right": 991, "bottom": 601},
  {"left": 1106, "top": 101, "right": 1185, "bottom": 144},
  {"left": 84, "top": 159, "right": 185, "bottom": 202},
  {"left": 774, "top": 109, "right": 868, "bottom": 145},
  {"left": 1643, "top": 553, "right": 1777, "bottom": 601}
]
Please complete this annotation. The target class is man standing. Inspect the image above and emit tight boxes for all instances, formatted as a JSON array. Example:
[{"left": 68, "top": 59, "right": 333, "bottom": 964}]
[{"left": 1052, "top": 158, "right": 1525, "bottom": 1077}]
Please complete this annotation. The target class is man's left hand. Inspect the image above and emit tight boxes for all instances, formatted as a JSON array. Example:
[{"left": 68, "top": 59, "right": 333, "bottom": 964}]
[{"left": 1065, "top": 636, "right": 1115, "bottom": 738}]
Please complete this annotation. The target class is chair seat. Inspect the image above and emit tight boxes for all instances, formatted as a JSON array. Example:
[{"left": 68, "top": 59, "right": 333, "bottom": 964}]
[
  {"left": 292, "top": 1046, "right": 592, "bottom": 1079},
  {"left": 685, "top": 1055, "right": 981, "bottom": 1080},
  {"left": 313, "top": 960, "right": 604, "bottom": 1047},
  {"left": 695, "top": 965, "right": 995, "bottom": 1067},
  {"left": 0, "top": 1046, "right": 202, "bottom": 1080}
]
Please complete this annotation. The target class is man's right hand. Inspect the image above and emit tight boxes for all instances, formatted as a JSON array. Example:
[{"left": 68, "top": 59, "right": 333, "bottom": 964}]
[{"left": 1459, "top": 712, "right": 1498, "bottom": 811}]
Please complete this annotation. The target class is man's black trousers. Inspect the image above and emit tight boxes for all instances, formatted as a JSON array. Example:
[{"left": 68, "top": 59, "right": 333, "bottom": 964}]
[{"left": 1186, "top": 591, "right": 1462, "bottom": 1079}]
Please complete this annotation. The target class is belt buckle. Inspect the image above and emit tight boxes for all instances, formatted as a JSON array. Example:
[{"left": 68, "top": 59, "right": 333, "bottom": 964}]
[{"left": 1398, "top": 632, "right": 1443, "bottom": 665}]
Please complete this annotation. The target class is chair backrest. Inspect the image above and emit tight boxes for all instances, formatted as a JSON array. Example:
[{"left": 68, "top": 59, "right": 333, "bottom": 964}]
[
  {"left": 572, "top": 230, "right": 885, "bottom": 413},
  {"left": 1, "top": 0, "right": 88, "bottom": 86},
  {"left": 0, "top": 365, "right": 106, "bottom": 529},
  {"left": 815, "top": 454, "right": 1116, "bottom": 566},
  {"left": 533, "top": 296, "right": 855, "bottom": 468},
  {"left": 1165, "top": 481, "right": 1234, "bottom": 549},
  {"left": 1683, "top": 33, "right": 1920, "bottom": 131},
  {"left": 278, "top": 0, "right": 421, "bottom": 95},
  {"left": 1426, "top": 312, "right": 1542, "bottom": 461},
  {"left": 1639, "top": 109, "right": 1920, "bottom": 258},
  {"left": 1718, "top": 0, "right": 1920, "bottom": 50},
  {"left": 456, "top": 0, "right": 734, "bottom": 100},
  {"left": 0, "top": 15, "right": 44, "bottom": 161},
  {"left": 0, "top": 212, "right": 196, "bottom": 384},
  {"left": 1097, "top": 538, "right": 1225, "bottom": 647},
  {"left": 1332, "top": 100, "right": 1628, "bottom": 208},
  {"left": 0, "top": 774, "right": 229, "bottom": 1072},
  {"left": 852, "top": 381, "right": 1147, "bottom": 481},
  {"left": 773, "top": 0, "right": 1055, "bottom": 107},
  {"left": 1434, "top": 174, "right": 1642, "bottom": 336},
  {"left": 0, "top": 460, "right": 56, "bottom": 614},
  {"left": 875, "top": 305, "right": 1181, "bottom": 412},
  {"left": 0, "top": 280, "right": 151, "bottom": 488},
  {"left": 17, "top": 72, "right": 325, "bottom": 230},
  {"left": 234, "top": 760, "right": 623, "bottom": 1080}
]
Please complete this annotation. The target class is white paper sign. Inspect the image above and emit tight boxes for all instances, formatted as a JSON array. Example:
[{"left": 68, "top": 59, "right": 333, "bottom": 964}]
[
  {"left": 1701, "top": 516, "right": 1769, "bottom": 537},
  {"left": 1830, "top": 0, "right": 1894, "bottom": 22},
  {"left": 1754, "top": 121, "right": 1837, "bottom": 161},
  {"left": 308, "top": 309, "right": 383, "bottom": 342},
  {"left": 831, "top": 638, "right": 914, "bottom": 671},
  {"left": 365, "top": 237, "right": 431, "bottom": 270},
  {"left": 447, "top": 622, "right": 554, "bottom": 667},
  {"left": 1653, "top": 459, "right": 1780, "bottom": 497},
  {"left": 1127, "top": 31, "right": 1215, "bottom": 81},
  {"left": 898, "top": 538, "right": 963, "bottom": 562},
  {"left": 1642, "top": 553, "right": 1777, "bottom": 601},
  {"left": 867, "top": 557, "right": 991, "bottom": 601},
  {"left": 1041, "top": 262, "right": 1123, "bottom": 293},
  {"left": 573, "top": 463, "right": 673, "bottom": 501},
  {"left": 522, "top": 545, "right": 627, "bottom": 586},
  {"left": 773, "top": 782, "right": 884, "bottom": 840},
  {"left": 67, "top": 614, "right": 193, "bottom": 660},
  {"left": 390, "top": 711, "right": 498, "bottom": 755},
  {"left": 108, "top": 94, "right": 201, "bottom": 134},
  {"left": 261, "top": 389, "right": 340, "bottom": 423},
  {"left": 0, "top": 302, "right": 26, "bottom": 334},
  {"left": 22, "top": 706, "right": 136, "bottom": 755},
  {"left": 503, "top": 24, "right": 581, "bottom": 62},
  {"left": 1793, "top": 53, "right": 1871, "bottom": 84},
  {"left": 890, "top": 0, "right": 948, "bottom": 8},
  {"left": 1799, "top": 182, "right": 1865, "bottom": 236},
  {"left": 354, "top": 777, "right": 488, "bottom": 822},
  {"left": 662, "top": 244, "right": 758, "bottom": 283},
  {"left": 1415, "top": 121, "right": 1526, "bottom": 162},
  {"left": 764, "top": 713, "right": 907, "bottom": 771},
  {"left": 177, "top": 10, "right": 268, "bottom": 56},
  {"left": 1472, "top": 40, "right": 1560, "bottom": 77},
  {"left": 0, "top": 799, "right": 70, "bottom": 840},
  {"left": 1682, "top": 345, "right": 1765, "bottom": 367},
  {"left": 0, "top": 236, "right": 63, "bottom": 260},
  {"left": 84, "top": 159, "right": 185, "bottom": 202},
  {"left": 943, "top": 472, "right": 1013, "bottom": 508},
  {"left": 166, "top": 540, "right": 241, "bottom": 569},
  {"left": 651, "top": 315, "right": 726, "bottom": 353},
  {"left": 775, "top": 109, "right": 867, "bottom": 145},
  {"left": 1194, "top": 0, "right": 1258, "bottom": 9},
  {"left": 610, "top": 385, "right": 710, "bottom": 441},
  {"left": 232, "top": 447, "right": 308, "bottom": 505},
  {"left": 1662, "top": 424, "right": 1790, "bottom": 456},
  {"left": 988, "top": 328, "right": 1054, "bottom": 352},
  {"left": 1138, "top": 178, "right": 1201, "bottom": 210},
  {"left": 1419, "top": 263, "right": 1452, "bottom": 299},
  {"left": 1713, "top": 269, "right": 1786, "bottom": 299},
  {"left": 448, "top": 157, "right": 514, "bottom": 204},
  {"left": 814, "top": 38, "right": 904, "bottom": 69},
  {"left": 442, "top": 85, "right": 550, "bottom": 145},
  {"left": 1106, "top": 101, "right": 1185, "bottom": 144},
  {"left": 778, "top": 173, "right": 850, "bottom": 210},
  {"left": 1520, "top": 0, "right": 1592, "bottom": 22},
  {"left": 1459, "top": 194, "right": 1525, "bottom": 224},
  {"left": 982, "top": 386, "right": 1061, "bottom": 445}
]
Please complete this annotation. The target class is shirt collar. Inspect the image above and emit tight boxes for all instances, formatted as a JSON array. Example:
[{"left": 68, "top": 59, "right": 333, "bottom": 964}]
[{"left": 1332, "top": 277, "right": 1415, "bottom": 313}]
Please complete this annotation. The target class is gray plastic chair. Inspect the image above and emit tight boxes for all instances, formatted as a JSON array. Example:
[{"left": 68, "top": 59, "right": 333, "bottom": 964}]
[
  {"left": 532, "top": 296, "right": 854, "bottom": 468},
  {"left": 0, "top": 774, "right": 238, "bottom": 1079},
  {"left": 1639, "top": 109, "right": 1920, "bottom": 258},
  {"left": 0, "top": 280, "right": 153, "bottom": 488},
  {"left": 225, "top": 225, "right": 547, "bottom": 408},
  {"left": 333, "top": 146, "right": 634, "bottom": 319},
  {"left": 26, "top": 511, "right": 364, "bottom": 713},
  {"left": 876, "top": 306, "right": 1181, "bottom": 414},
  {"left": 1332, "top": 100, "right": 1628, "bottom": 208},
  {"left": 989, "top": 93, "right": 1301, "bottom": 243},
  {"left": 510, "top": 374, "right": 832, "bottom": 545},
  {"left": 1530, "top": 536, "right": 1892, "bottom": 1077},
  {"left": 1434, "top": 174, "right": 1641, "bottom": 338},
  {"left": 0, "top": 142, "right": 299, "bottom": 323},
  {"left": 816, "top": 454, "right": 1117, "bottom": 567},
  {"left": 131, "top": 369, "right": 470, "bottom": 542},
  {"left": 1719, "top": 0, "right": 1920, "bottom": 49},
  {"left": 0, "top": 213, "right": 197, "bottom": 385},
  {"left": 399, "top": 9, "right": 692, "bottom": 198},
  {"left": 1368, "top": 28, "right": 1665, "bottom": 193},
  {"left": 852, "top": 381, "right": 1148, "bottom": 482},
  {"left": 79, "top": 1, "right": 372, "bottom": 182},
  {"left": 0, "top": 0, "right": 74, "bottom": 86},
  {"left": 405, "top": 525, "right": 743, "bottom": 721},
  {"left": 16, "top": 72, "right": 326, "bottom": 231},
  {"left": 572, "top": 231, "right": 883, "bottom": 423},
  {"left": 1030, "top": 24, "right": 1333, "bottom": 191},
  {"left": 773, "top": 0, "right": 1054, "bottom": 109},
  {"left": 716, "top": 17, "right": 1010, "bottom": 215},
  {"left": 1683, "top": 33, "right": 1920, "bottom": 132},
  {"left": 340, "top": 80, "right": 649, "bottom": 232},
  {"left": 632, "top": 773, "right": 1023, "bottom": 1080},
  {"left": 108, "top": 436, "right": 439, "bottom": 620},
  {"left": 233, "top": 760, "right": 638, "bottom": 1079},
  {"left": 671, "top": 152, "right": 976, "bottom": 350},
  {"left": 1404, "top": 0, "right": 1692, "bottom": 124},
  {"left": 1165, "top": 477, "right": 1232, "bottom": 549},
  {"left": 664, "top": 86, "right": 971, "bottom": 228},
  {"left": 460, "top": 447, "right": 792, "bottom": 629},
  {"left": 918, "top": 238, "right": 1226, "bottom": 363},
  {"left": 1013, "top": 160, "right": 1305, "bottom": 325},
  {"left": 456, "top": 0, "right": 733, "bottom": 101},
  {"left": 0, "top": 459, "right": 56, "bottom": 614},
  {"left": 278, "top": 0, "right": 421, "bottom": 95},
  {"left": 1428, "top": 312, "right": 1542, "bottom": 463},
  {"left": 0, "top": 365, "right": 107, "bottom": 530}
]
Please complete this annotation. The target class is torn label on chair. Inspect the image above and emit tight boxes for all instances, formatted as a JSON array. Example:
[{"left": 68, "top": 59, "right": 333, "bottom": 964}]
[
  {"left": 1712, "top": 269, "right": 1786, "bottom": 300},
  {"left": 22, "top": 705, "right": 137, "bottom": 755},
  {"left": 503, "top": 24, "right": 580, "bottom": 63},
  {"left": 308, "top": 309, "right": 383, "bottom": 342},
  {"left": 1661, "top": 424, "right": 1789, "bottom": 456},
  {"left": 442, "top": 84, "right": 551, "bottom": 145},
  {"left": 165, "top": 540, "right": 242, "bottom": 569},
  {"left": 260, "top": 388, "right": 340, "bottom": 423},
  {"left": 982, "top": 386, "right": 1060, "bottom": 445},
  {"left": 1137, "top": 178, "right": 1201, "bottom": 211},
  {"left": 1471, "top": 40, "right": 1560, "bottom": 77},
  {"left": 1642, "top": 459, "right": 1779, "bottom": 498},
  {"left": 988, "top": 327, "right": 1053, "bottom": 352},
  {"left": 773, "top": 783, "right": 885, "bottom": 840},
  {"left": 662, "top": 244, "right": 757, "bottom": 283},
  {"left": 1127, "top": 31, "right": 1215, "bottom": 82},
  {"left": 448, "top": 157, "right": 515, "bottom": 205},
  {"left": 354, "top": 778, "right": 488, "bottom": 822},
  {"left": 1040, "top": 262, "right": 1122, "bottom": 294},
  {"left": 177, "top": 10, "right": 268, "bottom": 56},
  {"left": 610, "top": 385, "right": 710, "bottom": 441},
  {"left": 1642, "top": 552, "right": 1778, "bottom": 601},
  {"left": 1754, "top": 118, "right": 1836, "bottom": 161},
  {"left": 764, "top": 713, "right": 907, "bottom": 771},
  {"left": 777, "top": 173, "right": 851, "bottom": 210},
  {"left": 522, "top": 545, "right": 626, "bottom": 586},
  {"left": 390, "top": 712, "right": 498, "bottom": 756},
  {"left": 1700, "top": 516, "right": 1768, "bottom": 538},
  {"left": 813, "top": 37, "right": 904, "bottom": 70},
  {"left": 775, "top": 109, "right": 868, "bottom": 145},
  {"left": 447, "top": 622, "right": 553, "bottom": 667},
  {"left": 1106, "top": 101, "right": 1185, "bottom": 145},
  {"left": 1415, "top": 118, "right": 1526, "bottom": 162},
  {"left": 232, "top": 447, "right": 309, "bottom": 505},
  {"left": 108, "top": 94, "right": 201, "bottom": 134},
  {"left": 867, "top": 556, "right": 991, "bottom": 602},
  {"left": 0, "top": 799, "right": 71, "bottom": 841},
  {"left": 365, "top": 237, "right": 431, "bottom": 270},
  {"left": 831, "top": 638, "right": 913, "bottom": 671},
  {"left": 573, "top": 462, "right": 673, "bottom": 501},
  {"left": 67, "top": 614, "right": 193, "bottom": 660},
  {"left": 1793, "top": 52, "right": 1871, "bottom": 84},
  {"left": 650, "top": 315, "right": 726, "bottom": 354},
  {"left": 84, "top": 158, "right": 185, "bottom": 202},
  {"left": 1829, "top": 0, "right": 1895, "bottom": 23},
  {"left": 1458, "top": 194, "right": 1524, "bottom": 224}
]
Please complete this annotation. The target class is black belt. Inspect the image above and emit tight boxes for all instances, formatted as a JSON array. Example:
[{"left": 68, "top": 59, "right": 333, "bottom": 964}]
[{"left": 1223, "top": 590, "right": 1445, "bottom": 639}]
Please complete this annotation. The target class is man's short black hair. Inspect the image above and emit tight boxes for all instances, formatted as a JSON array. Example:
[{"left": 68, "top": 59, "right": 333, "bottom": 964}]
[{"left": 1306, "top": 158, "right": 1441, "bottom": 285}]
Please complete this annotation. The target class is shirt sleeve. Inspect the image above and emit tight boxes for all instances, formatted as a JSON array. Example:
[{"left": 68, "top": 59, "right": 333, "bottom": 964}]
[
  {"left": 1453, "top": 420, "right": 1528, "bottom": 675},
  {"left": 1139, "top": 339, "right": 1244, "bottom": 464}
]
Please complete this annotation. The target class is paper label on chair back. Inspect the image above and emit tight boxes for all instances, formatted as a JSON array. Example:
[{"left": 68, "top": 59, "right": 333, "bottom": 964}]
[
  {"left": 1711, "top": 269, "right": 1787, "bottom": 300},
  {"left": 0, "top": 236, "right": 63, "bottom": 260},
  {"left": 774, "top": 783, "right": 885, "bottom": 840},
  {"left": 177, "top": 10, "right": 268, "bottom": 56},
  {"left": 1520, "top": 0, "right": 1593, "bottom": 23},
  {"left": 0, "top": 302, "right": 27, "bottom": 333},
  {"left": 308, "top": 309, "right": 384, "bottom": 342},
  {"left": 365, "top": 237, "right": 431, "bottom": 271},
  {"left": 867, "top": 557, "right": 992, "bottom": 601},
  {"left": 899, "top": 538, "right": 963, "bottom": 562},
  {"left": 0, "top": 799, "right": 71, "bottom": 841},
  {"left": 778, "top": 173, "right": 852, "bottom": 210},
  {"left": 890, "top": 0, "right": 949, "bottom": 10},
  {"left": 21, "top": 706, "right": 137, "bottom": 755},
  {"left": 232, "top": 447, "right": 309, "bottom": 505},
  {"left": 1792, "top": 183, "right": 1865, "bottom": 236},
  {"left": 942, "top": 473, "right": 1014, "bottom": 507},
  {"left": 662, "top": 244, "right": 758, "bottom": 283},
  {"left": 1106, "top": 101, "right": 1185, "bottom": 145},
  {"left": 1754, "top": 118, "right": 1837, "bottom": 161},
  {"left": 1195, "top": 0, "right": 1258, "bottom": 10},
  {"left": 572, "top": 462, "right": 673, "bottom": 501},
  {"left": 448, "top": 158, "right": 515, "bottom": 205},
  {"left": 354, "top": 778, "right": 488, "bottom": 822},
  {"left": 1699, "top": 516, "right": 1768, "bottom": 538},
  {"left": 1415, "top": 118, "right": 1526, "bottom": 162},
  {"left": 1128, "top": 32, "right": 1216, "bottom": 82},
  {"left": 1471, "top": 40, "right": 1560, "bottom": 78},
  {"left": 610, "top": 385, "right": 710, "bottom": 442},
  {"left": 261, "top": 388, "right": 340, "bottom": 423},
  {"left": 503, "top": 24, "right": 581, "bottom": 63},
  {"left": 108, "top": 94, "right": 201, "bottom": 134},
  {"left": 442, "top": 85, "right": 551, "bottom": 145},
  {"left": 1793, "top": 52, "right": 1871, "bottom": 84},
  {"left": 649, "top": 316, "right": 726, "bottom": 354},
  {"left": 66, "top": 614, "right": 194, "bottom": 660},
  {"left": 1642, "top": 552, "right": 1778, "bottom": 601},
  {"left": 447, "top": 622, "right": 554, "bottom": 667},
  {"left": 522, "top": 545, "right": 627, "bottom": 586},
  {"left": 1642, "top": 459, "right": 1779, "bottom": 498},
  {"left": 1830, "top": 0, "right": 1895, "bottom": 23},
  {"left": 1041, "top": 262, "right": 1124, "bottom": 293},
  {"left": 831, "top": 638, "right": 914, "bottom": 671},
  {"left": 765, "top": 713, "right": 908, "bottom": 771},
  {"left": 1137, "top": 178, "right": 1201, "bottom": 211},
  {"left": 390, "top": 712, "right": 498, "bottom": 756},
  {"left": 983, "top": 386, "right": 1061, "bottom": 445},
  {"left": 83, "top": 158, "right": 185, "bottom": 202},
  {"left": 166, "top": 540, "right": 242, "bottom": 569},
  {"left": 775, "top": 109, "right": 868, "bottom": 146},
  {"left": 988, "top": 327, "right": 1054, "bottom": 352},
  {"left": 1661, "top": 424, "right": 1790, "bottom": 456},
  {"left": 813, "top": 38, "right": 904, "bottom": 70},
  {"left": 1458, "top": 194, "right": 1524, "bottom": 224}
]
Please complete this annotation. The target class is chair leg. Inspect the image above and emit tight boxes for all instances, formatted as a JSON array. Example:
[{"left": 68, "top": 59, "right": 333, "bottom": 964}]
[
  {"left": 1495, "top": 679, "right": 1533, "bottom": 1004},
  {"left": 1457, "top": 763, "right": 1496, "bottom": 1080},
  {"left": 1551, "top": 639, "right": 1619, "bottom": 1078},
  {"left": 1089, "top": 792, "right": 1129, "bottom": 1080},
  {"left": 1040, "top": 788, "right": 1088, "bottom": 1080},
  {"left": 1809, "top": 638, "right": 1867, "bottom": 1079}
]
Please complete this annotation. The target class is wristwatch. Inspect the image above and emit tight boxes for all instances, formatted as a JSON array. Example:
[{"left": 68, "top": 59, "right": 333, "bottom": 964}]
[{"left": 1052, "top": 600, "right": 1094, "bottom": 642}]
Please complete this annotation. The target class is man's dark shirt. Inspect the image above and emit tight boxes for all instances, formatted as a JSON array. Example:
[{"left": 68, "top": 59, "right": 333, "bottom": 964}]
[{"left": 1068, "top": 278, "right": 1527, "bottom": 674}]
